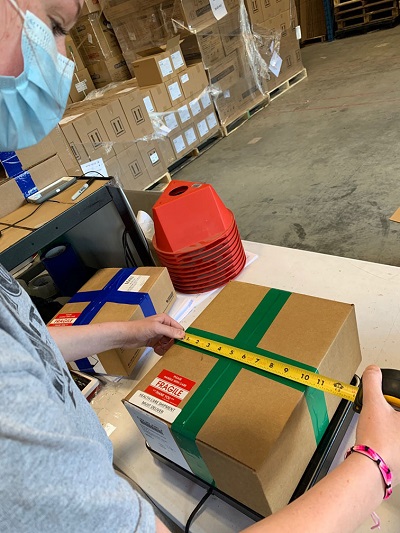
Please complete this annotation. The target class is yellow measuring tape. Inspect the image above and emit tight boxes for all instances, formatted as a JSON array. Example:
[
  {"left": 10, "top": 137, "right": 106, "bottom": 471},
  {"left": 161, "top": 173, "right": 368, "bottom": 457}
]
[{"left": 182, "top": 333, "right": 400, "bottom": 409}]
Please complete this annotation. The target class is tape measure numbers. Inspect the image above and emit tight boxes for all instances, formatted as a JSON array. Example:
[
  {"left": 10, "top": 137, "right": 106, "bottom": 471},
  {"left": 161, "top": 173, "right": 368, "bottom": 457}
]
[{"left": 182, "top": 333, "right": 400, "bottom": 411}]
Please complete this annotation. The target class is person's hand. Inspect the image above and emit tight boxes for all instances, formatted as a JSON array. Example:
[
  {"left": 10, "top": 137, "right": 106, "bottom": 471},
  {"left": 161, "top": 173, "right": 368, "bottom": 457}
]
[
  {"left": 355, "top": 365, "right": 400, "bottom": 485},
  {"left": 120, "top": 314, "right": 185, "bottom": 355}
]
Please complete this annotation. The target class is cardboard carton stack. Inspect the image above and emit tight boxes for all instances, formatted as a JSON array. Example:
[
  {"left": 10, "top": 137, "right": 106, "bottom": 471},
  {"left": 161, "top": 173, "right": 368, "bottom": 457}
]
[
  {"left": 58, "top": 86, "right": 168, "bottom": 190},
  {"left": 69, "top": 6, "right": 131, "bottom": 89},
  {"left": 65, "top": 36, "right": 96, "bottom": 103}
]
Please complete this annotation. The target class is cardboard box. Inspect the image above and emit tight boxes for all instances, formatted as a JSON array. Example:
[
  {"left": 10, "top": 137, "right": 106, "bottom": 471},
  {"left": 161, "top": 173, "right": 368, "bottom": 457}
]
[
  {"left": 187, "top": 94, "right": 203, "bottom": 119},
  {"left": 50, "top": 267, "right": 176, "bottom": 376},
  {"left": 87, "top": 56, "right": 131, "bottom": 88},
  {"left": 205, "top": 110, "right": 220, "bottom": 134},
  {"left": 133, "top": 51, "right": 174, "bottom": 87},
  {"left": 179, "top": 63, "right": 209, "bottom": 99},
  {"left": 161, "top": 110, "right": 180, "bottom": 135},
  {"left": 194, "top": 26, "right": 225, "bottom": 68},
  {"left": 218, "top": 8, "right": 242, "bottom": 56},
  {"left": 139, "top": 84, "right": 171, "bottom": 113},
  {"left": 244, "top": 0, "right": 264, "bottom": 24},
  {"left": 214, "top": 85, "right": 239, "bottom": 125},
  {"left": 106, "top": 144, "right": 151, "bottom": 190},
  {"left": 97, "top": 98, "right": 139, "bottom": 154},
  {"left": 48, "top": 125, "right": 87, "bottom": 174},
  {"left": 67, "top": 110, "right": 116, "bottom": 161},
  {"left": 207, "top": 53, "right": 240, "bottom": 92},
  {"left": 179, "top": 0, "right": 216, "bottom": 31},
  {"left": 27, "top": 155, "right": 68, "bottom": 191},
  {"left": 176, "top": 103, "right": 192, "bottom": 127},
  {"left": 199, "top": 90, "right": 214, "bottom": 113},
  {"left": 59, "top": 114, "right": 92, "bottom": 166},
  {"left": 117, "top": 88, "right": 155, "bottom": 139},
  {"left": 81, "top": 0, "right": 101, "bottom": 15},
  {"left": 195, "top": 109, "right": 220, "bottom": 140},
  {"left": 69, "top": 68, "right": 96, "bottom": 102},
  {"left": 15, "top": 135, "right": 57, "bottom": 170},
  {"left": 65, "top": 35, "right": 85, "bottom": 71},
  {"left": 0, "top": 179, "right": 25, "bottom": 218},
  {"left": 124, "top": 280, "right": 362, "bottom": 515},
  {"left": 155, "top": 137, "right": 176, "bottom": 167},
  {"left": 165, "top": 77, "right": 185, "bottom": 107},
  {"left": 170, "top": 130, "right": 189, "bottom": 158},
  {"left": 261, "top": 0, "right": 291, "bottom": 22},
  {"left": 182, "top": 122, "right": 199, "bottom": 149},
  {"left": 136, "top": 140, "right": 167, "bottom": 182}
]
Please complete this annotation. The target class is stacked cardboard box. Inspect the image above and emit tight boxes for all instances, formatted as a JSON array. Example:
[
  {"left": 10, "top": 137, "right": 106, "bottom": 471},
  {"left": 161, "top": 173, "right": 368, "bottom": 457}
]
[
  {"left": 69, "top": 10, "right": 131, "bottom": 88},
  {"left": 58, "top": 86, "right": 168, "bottom": 190},
  {"left": 66, "top": 36, "right": 96, "bottom": 103}
]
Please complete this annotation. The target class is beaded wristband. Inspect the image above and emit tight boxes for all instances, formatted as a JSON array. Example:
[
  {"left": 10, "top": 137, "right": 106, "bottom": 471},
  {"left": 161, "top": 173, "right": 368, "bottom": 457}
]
[{"left": 345, "top": 445, "right": 392, "bottom": 500}]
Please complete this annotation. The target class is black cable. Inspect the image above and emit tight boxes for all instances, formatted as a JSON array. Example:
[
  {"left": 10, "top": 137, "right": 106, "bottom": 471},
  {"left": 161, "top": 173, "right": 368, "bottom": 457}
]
[{"left": 184, "top": 486, "right": 214, "bottom": 533}]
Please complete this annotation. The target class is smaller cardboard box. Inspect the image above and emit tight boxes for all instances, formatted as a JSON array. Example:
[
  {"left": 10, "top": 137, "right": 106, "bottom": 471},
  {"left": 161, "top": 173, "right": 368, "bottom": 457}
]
[
  {"left": 70, "top": 109, "right": 116, "bottom": 161},
  {"left": 155, "top": 137, "right": 176, "bottom": 167},
  {"left": 179, "top": 63, "right": 209, "bottom": 99},
  {"left": 176, "top": 102, "right": 192, "bottom": 128},
  {"left": 15, "top": 135, "right": 57, "bottom": 170},
  {"left": 199, "top": 90, "right": 214, "bottom": 113},
  {"left": 170, "top": 130, "right": 189, "bottom": 158},
  {"left": 48, "top": 125, "right": 82, "bottom": 175},
  {"left": 187, "top": 93, "right": 203, "bottom": 120},
  {"left": 50, "top": 267, "right": 176, "bottom": 376},
  {"left": 87, "top": 56, "right": 131, "bottom": 88},
  {"left": 218, "top": 9, "right": 242, "bottom": 56},
  {"left": 117, "top": 88, "right": 155, "bottom": 140},
  {"left": 162, "top": 110, "right": 180, "bottom": 136},
  {"left": 205, "top": 110, "right": 220, "bottom": 134},
  {"left": 194, "top": 25, "right": 225, "bottom": 68},
  {"left": 97, "top": 98, "right": 137, "bottom": 154},
  {"left": 208, "top": 53, "right": 240, "bottom": 92},
  {"left": 182, "top": 122, "right": 199, "bottom": 150},
  {"left": 58, "top": 114, "right": 92, "bottom": 166},
  {"left": 261, "top": 0, "right": 291, "bottom": 22},
  {"left": 139, "top": 84, "right": 172, "bottom": 113},
  {"left": 65, "top": 35, "right": 85, "bottom": 71},
  {"left": 106, "top": 144, "right": 151, "bottom": 190},
  {"left": 194, "top": 114, "right": 211, "bottom": 141},
  {"left": 136, "top": 140, "right": 167, "bottom": 182},
  {"left": 133, "top": 51, "right": 174, "bottom": 87},
  {"left": 69, "top": 68, "right": 96, "bottom": 102},
  {"left": 165, "top": 77, "right": 185, "bottom": 107},
  {"left": 244, "top": 0, "right": 264, "bottom": 24}
]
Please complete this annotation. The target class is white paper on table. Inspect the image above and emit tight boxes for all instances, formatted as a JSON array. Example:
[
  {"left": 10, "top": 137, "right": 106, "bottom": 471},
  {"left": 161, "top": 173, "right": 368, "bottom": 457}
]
[{"left": 80, "top": 158, "right": 109, "bottom": 177}]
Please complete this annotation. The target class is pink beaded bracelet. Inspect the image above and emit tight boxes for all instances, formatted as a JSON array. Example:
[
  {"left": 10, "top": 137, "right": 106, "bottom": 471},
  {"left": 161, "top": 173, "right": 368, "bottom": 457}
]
[{"left": 345, "top": 445, "right": 392, "bottom": 500}]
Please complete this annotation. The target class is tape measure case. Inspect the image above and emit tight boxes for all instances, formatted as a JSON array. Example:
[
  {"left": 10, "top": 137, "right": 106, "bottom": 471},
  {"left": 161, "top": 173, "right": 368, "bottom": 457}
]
[{"left": 124, "top": 280, "right": 362, "bottom": 516}]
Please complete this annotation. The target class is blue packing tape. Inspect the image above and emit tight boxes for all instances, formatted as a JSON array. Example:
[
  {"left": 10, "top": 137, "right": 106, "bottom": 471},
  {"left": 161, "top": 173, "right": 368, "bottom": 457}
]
[
  {"left": 0, "top": 151, "right": 24, "bottom": 178},
  {"left": 14, "top": 171, "right": 38, "bottom": 198}
]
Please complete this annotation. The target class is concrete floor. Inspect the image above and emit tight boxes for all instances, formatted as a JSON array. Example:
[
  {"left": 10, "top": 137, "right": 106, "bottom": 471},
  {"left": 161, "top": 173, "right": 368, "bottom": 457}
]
[{"left": 175, "top": 26, "right": 400, "bottom": 266}]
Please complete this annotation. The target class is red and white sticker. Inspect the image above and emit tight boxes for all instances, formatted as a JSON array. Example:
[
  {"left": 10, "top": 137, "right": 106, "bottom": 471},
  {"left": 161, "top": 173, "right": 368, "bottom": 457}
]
[{"left": 48, "top": 312, "right": 80, "bottom": 327}]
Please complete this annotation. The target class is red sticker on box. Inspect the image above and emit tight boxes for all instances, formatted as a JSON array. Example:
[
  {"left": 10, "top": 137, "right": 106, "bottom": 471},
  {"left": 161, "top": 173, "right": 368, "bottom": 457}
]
[
  {"left": 48, "top": 312, "right": 81, "bottom": 327},
  {"left": 144, "top": 369, "right": 196, "bottom": 407}
]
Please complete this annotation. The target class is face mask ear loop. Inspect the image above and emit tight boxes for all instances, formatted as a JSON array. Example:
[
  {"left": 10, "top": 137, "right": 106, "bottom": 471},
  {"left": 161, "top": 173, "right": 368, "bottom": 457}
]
[{"left": 7, "top": 0, "right": 25, "bottom": 19}]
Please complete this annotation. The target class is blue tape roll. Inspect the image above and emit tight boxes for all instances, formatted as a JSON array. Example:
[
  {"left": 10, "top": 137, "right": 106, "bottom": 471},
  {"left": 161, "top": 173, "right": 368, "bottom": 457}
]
[{"left": 41, "top": 244, "right": 91, "bottom": 296}]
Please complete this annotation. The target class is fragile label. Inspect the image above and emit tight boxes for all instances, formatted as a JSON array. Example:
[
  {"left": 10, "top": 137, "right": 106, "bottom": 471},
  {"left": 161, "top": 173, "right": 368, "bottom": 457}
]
[
  {"left": 158, "top": 57, "right": 173, "bottom": 78},
  {"left": 144, "top": 369, "right": 196, "bottom": 408},
  {"left": 168, "top": 81, "right": 182, "bottom": 101},
  {"left": 189, "top": 99, "right": 201, "bottom": 116},
  {"left": 173, "top": 134, "right": 186, "bottom": 154},
  {"left": 75, "top": 80, "right": 88, "bottom": 93},
  {"left": 171, "top": 51, "right": 184, "bottom": 70},
  {"left": 197, "top": 119, "right": 209, "bottom": 137},
  {"left": 178, "top": 105, "right": 191, "bottom": 123},
  {"left": 164, "top": 112, "right": 178, "bottom": 130},
  {"left": 185, "top": 127, "right": 197, "bottom": 146},
  {"left": 143, "top": 96, "right": 154, "bottom": 113},
  {"left": 48, "top": 312, "right": 80, "bottom": 327},
  {"left": 180, "top": 73, "right": 189, "bottom": 84},
  {"left": 210, "top": 0, "right": 228, "bottom": 20},
  {"left": 118, "top": 274, "right": 150, "bottom": 292},
  {"left": 201, "top": 92, "right": 212, "bottom": 109},
  {"left": 206, "top": 112, "right": 218, "bottom": 129}
]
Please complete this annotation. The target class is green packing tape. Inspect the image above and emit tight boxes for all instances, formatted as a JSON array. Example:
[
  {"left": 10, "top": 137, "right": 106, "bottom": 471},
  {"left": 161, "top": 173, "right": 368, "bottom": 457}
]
[{"left": 171, "top": 288, "right": 329, "bottom": 483}]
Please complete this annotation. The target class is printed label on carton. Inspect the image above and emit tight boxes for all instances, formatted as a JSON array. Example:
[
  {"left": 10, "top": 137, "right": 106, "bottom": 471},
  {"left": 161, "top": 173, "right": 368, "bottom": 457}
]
[
  {"left": 210, "top": 0, "right": 228, "bottom": 19},
  {"left": 178, "top": 105, "right": 191, "bottom": 123},
  {"left": 206, "top": 112, "right": 218, "bottom": 129},
  {"left": 189, "top": 99, "right": 201, "bottom": 116},
  {"left": 49, "top": 312, "right": 80, "bottom": 326},
  {"left": 201, "top": 92, "right": 212, "bottom": 109},
  {"left": 171, "top": 51, "right": 184, "bottom": 70},
  {"left": 180, "top": 73, "right": 189, "bottom": 84},
  {"left": 145, "top": 369, "right": 195, "bottom": 407},
  {"left": 149, "top": 150, "right": 160, "bottom": 165},
  {"left": 158, "top": 57, "right": 173, "bottom": 78},
  {"left": 168, "top": 81, "right": 182, "bottom": 101},
  {"left": 128, "top": 403, "right": 193, "bottom": 471},
  {"left": 75, "top": 80, "right": 88, "bottom": 93},
  {"left": 118, "top": 274, "right": 150, "bottom": 292},
  {"left": 164, "top": 112, "right": 179, "bottom": 130},
  {"left": 197, "top": 119, "right": 209, "bottom": 137},
  {"left": 185, "top": 127, "right": 197, "bottom": 146},
  {"left": 173, "top": 134, "right": 186, "bottom": 154},
  {"left": 143, "top": 96, "right": 154, "bottom": 113}
]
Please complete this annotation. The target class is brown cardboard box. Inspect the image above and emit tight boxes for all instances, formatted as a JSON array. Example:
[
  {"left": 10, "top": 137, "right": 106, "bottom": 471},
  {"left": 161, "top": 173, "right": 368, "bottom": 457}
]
[
  {"left": 205, "top": 109, "right": 220, "bottom": 134},
  {"left": 49, "top": 124, "right": 88, "bottom": 172},
  {"left": 194, "top": 114, "right": 211, "bottom": 141},
  {"left": 175, "top": 102, "right": 192, "bottom": 127},
  {"left": 165, "top": 77, "right": 185, "bottom": 107},
  {"left": 15, "top": 135, "right": 57, "bottom": 170},
  {"left": 199, "top": 90, "right": 214, "bottom": 113},
  {"left": 179, "top": 63, "right": 209, "bottom": 99},
  {"left": 169, "top": 130, "right": 189, "bottom": 158},
  {"left": 59, "top": 113, "right": 92, "bottom": 166},
  {"left": 161, "top": 110, "right": 180, "bottom": 135},
  {"left": 27, "top": 155, "right": 68, "bottom": 191},
  {"left": 194, "top": 26, "right": 225, "bottom": 68},
  {"left": 117, "top": 88, "right": 155, "bottom": 139},
  {"left": 68, "top": 110, "right": 116, "bottom": 161},
  {"left": 0, "top": 179, "right": 25, "bottom": 218},
  {"left": 187, "top": 93, "right": 203, "bottom": 120},
  {"left": 207, "top": 52, "right": 240, "bottom": 92},
  {"left": 261, "top": 0, "right": 291, "bottom": 22},
  {"left": 179, "top": 0, "right": 240, "bottom": 31},
  {"left": 244, "top": 0, "right": 264, "bottom": 24},
  {"left": 97, "top": 98, "right": 139, "bottom": 154},
  {"left": 139, "top": 85, "right": 171, "bottom": 113},
  {"left": 218, "top": 9, "right": 242, "bottom": 56},
  {"left": 87, "top": 56, "right": 131, "bottom": 88},
  {"left": 65, "top": 35, "right": 85, "bottom": 71},
  {"left": 214, "top": 85, "right": 239, "bottom": 124},
  {"left": 155, "top": 138, "right": 177, "bottom": 167},
  {"left": 106, "top": 144, "right": 152, "bottom": 190},
  {"left": 69, "top": 68, "right": 96, "bottom": 102},
  {"left": 182, "top": 122, "right": 199, "bottom": 149},
  {"left": 49, "top": 267, "right": 176, "bottom": 376},
  {"left": 136, "top": 140, "right": 167, "bottom": 182},
  {"left": 124, "top": 280, "right": 362, "bottom": 516}
]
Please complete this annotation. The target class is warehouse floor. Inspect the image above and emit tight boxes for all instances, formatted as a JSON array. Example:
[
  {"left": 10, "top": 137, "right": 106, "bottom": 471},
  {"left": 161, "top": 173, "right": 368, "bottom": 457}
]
[{"left": 175, "top": 26, "right": 400, "bottom": 266}]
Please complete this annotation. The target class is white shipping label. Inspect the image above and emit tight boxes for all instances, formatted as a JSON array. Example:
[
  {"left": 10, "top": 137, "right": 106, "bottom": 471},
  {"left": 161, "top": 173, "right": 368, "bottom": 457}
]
[
  {"left": 87, "top": 33, "right": 93, "bottom": 44},
  {"left": 180, "top": 73, "right": 189, "bottom": 84},
  {"left": 118, "top": 274, "right": 150, "bottom": 292},
  {"left": 206, "top": 112, "right": 218, "bottom": 129},
  {"left": 171, "top": 51, "right": 184, "bottom": 70},
  {"left": 189, "top": 99, "right": 201, "bottom": 116},
  {"left": 75, "top": 80, "right": 88, "bottom": 93},
  {"left": 201, "top": 92, "right": 212, "bottom": 109},
  {"left": 103, "top": 423, "right": 116, "bottom": 437},
  {"left": 127, "top": 401, "right": 193, "bottom": 471},
  {"left": 164, "top": 112, "right": 179, "bottom": 130},
  {"left": 178, "top": 105, "right": 191, "bottom": 123},
  {"left": 158, "top": 57, "right": 173, "bottom": 78},
  {"left": 149, "top": 151, "right": 160, "bottom": 164},
  {"left": 185, "top": 127, "right": 197, "bottom": 146},
  {"left": 128, "top": 390, "right": 182, "bottom": 424},
  {"left": 269, "top": 51, "right": 283, "bottom": 77},
  {"left": 197, "top": 119, "right": 209, "bottom": 137},
  {"left": 143, "top": 96, "right": 154, "bottom": 113},
  {"left": 80, "top": 158, "right": 108, "bottom": 177},
  {"left": 168, "top": 81, "right": 182, "bottom": 101},
  {"left": 296, "top": 25, "right": 302, "bottom": 40},
  {"left": 173, "top": 135, "right": 186, "bottom": 154},
  {"left": 210, "top": 0, "right": 228, "bottom": 20}
]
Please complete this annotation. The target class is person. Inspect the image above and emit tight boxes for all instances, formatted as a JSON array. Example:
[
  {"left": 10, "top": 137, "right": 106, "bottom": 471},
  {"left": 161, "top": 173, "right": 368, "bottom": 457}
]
[{"left": 0, "top": 2, "right": 399, "bottom": 532}]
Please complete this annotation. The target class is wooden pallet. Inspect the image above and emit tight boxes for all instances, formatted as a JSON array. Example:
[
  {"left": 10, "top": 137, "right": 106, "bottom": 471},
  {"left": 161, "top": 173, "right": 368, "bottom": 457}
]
[
  {"left": 335, "top": 11, "right": 398, "bottom": 35},
  {"left": 221, "top": 96, "right": 270, "bottom": 136},
  {"left": 144, "top": 171, "right": 171, "bottom": 192},
  {"left": 268, "top": 68, "right": 308, "bottom": 102},
  {"left": 300, "top": 35, "right": 327, "bottom": 46},
  {"left": 168, "top": 131, "right": 223, "bottom": 175},
  {"left": 336, "top": 7, "right": 398, "bottom": 29}
]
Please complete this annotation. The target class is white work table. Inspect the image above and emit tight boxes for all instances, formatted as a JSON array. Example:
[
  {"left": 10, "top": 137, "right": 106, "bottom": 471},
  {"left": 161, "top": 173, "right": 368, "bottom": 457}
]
[{"left": 91, "top": 241, "right": 400, "bottom": 532}]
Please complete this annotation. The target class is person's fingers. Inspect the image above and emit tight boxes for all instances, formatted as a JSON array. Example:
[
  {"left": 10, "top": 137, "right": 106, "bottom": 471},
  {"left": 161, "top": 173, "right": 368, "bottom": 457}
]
[
  {"left": 154, "top": 322, "right": 185, "bottom": 340},
  {"left": 361, "top": 365, "right": 387, "bottom": 410},
  {"left": 155, "top": 314, "right": 184, "bottom": 331}
]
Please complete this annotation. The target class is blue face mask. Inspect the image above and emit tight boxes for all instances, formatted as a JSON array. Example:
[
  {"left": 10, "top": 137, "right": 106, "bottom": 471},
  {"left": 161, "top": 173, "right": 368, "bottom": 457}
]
[{"left": 0, "top": 1, "right": 75, "bottom": 151}]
